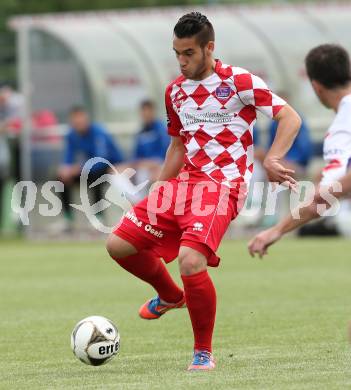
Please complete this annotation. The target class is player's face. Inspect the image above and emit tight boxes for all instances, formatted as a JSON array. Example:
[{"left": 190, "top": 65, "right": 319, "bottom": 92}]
[
  {"left": 173, "top": 36, "right": 214, "bottom": 80},
  {"left": 70, "top": 111, "right": 90, "bottom": 133},
  {"left": 141, "top": 105, "right": 155, "bottom": 125}
]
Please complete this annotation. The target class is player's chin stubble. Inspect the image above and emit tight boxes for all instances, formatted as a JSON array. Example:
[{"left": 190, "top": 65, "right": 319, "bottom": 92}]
[{"left": 192, "top": 52, "right": 209, "bottom": 80}]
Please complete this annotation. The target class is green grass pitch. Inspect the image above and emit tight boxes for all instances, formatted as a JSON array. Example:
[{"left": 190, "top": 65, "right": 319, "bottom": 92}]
[{"left": 1, "top": 238, "right": 350, "bottom": 389}]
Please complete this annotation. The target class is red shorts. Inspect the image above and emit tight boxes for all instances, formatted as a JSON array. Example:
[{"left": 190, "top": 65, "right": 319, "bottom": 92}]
[{"left": 113, "top": 177, "right": 246, "bottom": 267}]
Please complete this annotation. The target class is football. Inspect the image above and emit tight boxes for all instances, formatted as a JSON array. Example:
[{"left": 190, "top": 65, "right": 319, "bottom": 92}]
[{"left": 71, "top": 316, "right": 120, "bottom": 366}]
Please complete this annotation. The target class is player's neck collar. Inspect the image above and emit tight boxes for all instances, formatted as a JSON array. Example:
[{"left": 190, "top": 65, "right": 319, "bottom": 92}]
[{"left": 214, "top": 59, "right": 222, "bottom": 73}]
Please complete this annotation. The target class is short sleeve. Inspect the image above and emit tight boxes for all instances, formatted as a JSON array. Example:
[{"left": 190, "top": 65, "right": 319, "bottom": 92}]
[
  {"left": 233, "top": 71, "right": 286, "bottom": 119},
  {"left": 165, "top": 84, "right": 183, "bottom": 136}
]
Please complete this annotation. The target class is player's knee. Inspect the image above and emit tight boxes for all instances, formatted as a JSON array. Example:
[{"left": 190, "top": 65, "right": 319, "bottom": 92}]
[
  {"left": 307, "top": 199, "right": 320, "bottom": 218},
  {"left": 106, "top": 234, "right": 118, "bottom": 259},
  {"left": 106, "top": 234, "right": 136, "bottom": 260},
  {"left": 178, "top": 247, "right": 206, "bottom": 276}
]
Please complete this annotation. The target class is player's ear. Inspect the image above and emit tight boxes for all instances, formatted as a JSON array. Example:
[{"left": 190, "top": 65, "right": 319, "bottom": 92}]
[{"left": 207, "top": 41, "right": 215, "bottom": 54}]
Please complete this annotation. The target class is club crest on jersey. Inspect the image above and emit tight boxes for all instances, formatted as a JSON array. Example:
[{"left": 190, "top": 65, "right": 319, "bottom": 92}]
[
  {"left": 215, "top": 86, "right": 231, "bottom": 99},
  {"left": 174, "top": 91, "right": 186, "bottom": 109}
]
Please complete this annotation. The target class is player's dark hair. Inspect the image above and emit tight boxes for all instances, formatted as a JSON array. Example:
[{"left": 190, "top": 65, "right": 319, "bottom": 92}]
[
  {"left": 305, "top": 44, "right": 351, "bottom": 89},
  {"left": 174, "top": 12, "right": 214, "bottom": 47},
  {"left": 69, "top": 105, "right": 87, "bottom": 115},
  {"left": 140, "top": 99, "right": 155, "bottom": 110}
]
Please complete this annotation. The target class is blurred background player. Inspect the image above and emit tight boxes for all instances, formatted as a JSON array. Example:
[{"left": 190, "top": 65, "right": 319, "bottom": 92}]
[
  {"left": 106, "top": 12, "right": 301, "bottom": 371},
  {"left": 249, "top": 44, "right": 351, "bottom": 258},
  {"left": 0, "top": 88, "right": 12, "bottom": 232},
  {"left": 0, "top": 86, "right": 23, "bottom": 185},
  {"left": 131, "top": 99, "right": 170, "bottom": 195},
  {"left": 0, "top": 85, "right": 25, "bottom": 232},
  {"left": 53, "top": 106, "right": 125, "bottom": 233}
]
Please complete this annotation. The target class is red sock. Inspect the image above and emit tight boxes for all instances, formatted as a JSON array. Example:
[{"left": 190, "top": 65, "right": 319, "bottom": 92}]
[
  {"left": 112, "top": 251, "right": 184, "bottom": 304},
  {"left": 181, "top": 270, "right": 216, "bottom": 352}
]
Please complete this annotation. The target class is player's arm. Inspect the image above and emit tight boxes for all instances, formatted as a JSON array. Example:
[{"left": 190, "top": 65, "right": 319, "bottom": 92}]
[
  {"left": 58, "top": 133, "right": 81, "bottom": 181},
  {"left": 248, "top": 180, "right": 345, "bottom": 259},
  {"left": 158, "top": 136, "right": 185, "bottom": 181},
  {"left": 235, "top": 72, "right": 301, "bottom": 189},
  {"left": 157, "top": 83, "right": 185, "bottom": 182},
  {"left": 249, "top": 123, "right": 351, "bottom": 258},
  {"left": 264, "top": 105, "right": 302, "bottom": 190},
  {"left": 248, "top": 199, "right": 320, "bottom": 259}
]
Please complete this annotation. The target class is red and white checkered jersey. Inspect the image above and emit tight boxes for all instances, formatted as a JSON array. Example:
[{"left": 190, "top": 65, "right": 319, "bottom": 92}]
[{"left": 165, "top": 59, "right": 286, "bottom": 186}]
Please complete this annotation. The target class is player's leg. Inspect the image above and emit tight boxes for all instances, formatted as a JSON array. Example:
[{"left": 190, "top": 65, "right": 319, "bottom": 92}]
[
  {"left": 51, "top": 171, "right": 80, "bottom": 233},
  {"left": 106, "top": 233, "right": 138, "bottom": 258},
  {"left": 59, "top": 179, "right": 74, "bottom": 223},
  {"left": 176, "top": 182, "right": 243, "bottom": 370},
  {"left": 106, "top": 233, "right": 183, "bottom": 309},
  {"left": 88, "top": 168, "right": 107, "bottom": 215},
  {"left": 106, "top": 181, "right": 185, "bottom": 317},
  {"left": 178, "top": 244, "right": 216, "bottom": 370},
  {"left": 108, "top": 179, "right": 189, "bottom": 317}
]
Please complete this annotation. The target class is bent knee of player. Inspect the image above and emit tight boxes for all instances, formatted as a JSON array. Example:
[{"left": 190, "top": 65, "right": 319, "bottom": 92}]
[
  {"left": 106, "top": 234, "right": 120, "bottom": 259},
  {"left": 106, "top": 233, "right": 137, "bottom": 260},
  {"left": 307, "top": 198, "right": 324, "bottom": 218},
  {"left": 178, "top": 246, "right": 207, "bottom": 276}
]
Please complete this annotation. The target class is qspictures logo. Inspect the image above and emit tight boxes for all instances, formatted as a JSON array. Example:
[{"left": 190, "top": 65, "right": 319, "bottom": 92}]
[{"left": 10, "top": 157, "right": 343, "bottom": 234}]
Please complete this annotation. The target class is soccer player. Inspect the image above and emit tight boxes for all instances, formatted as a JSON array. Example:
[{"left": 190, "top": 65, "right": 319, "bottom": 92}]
[
  {"left": 106, "top": 12, "right": 301, "bottom": 370},
  {"left": 248, "top": 44, "right": 351, "bottom": 258}
]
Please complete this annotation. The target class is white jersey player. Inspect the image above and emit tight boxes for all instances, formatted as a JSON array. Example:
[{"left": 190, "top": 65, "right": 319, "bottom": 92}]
[
  {"left": 249, "top": 44, "right": 351, "bottom": 258},
  {"left": 321, "top": 94, "right": 351, "bottom": 186}
]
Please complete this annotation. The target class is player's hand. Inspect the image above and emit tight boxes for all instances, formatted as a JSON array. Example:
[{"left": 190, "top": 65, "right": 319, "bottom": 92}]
[
  {"left": 263, "top": 157, "right": 297, "bottom": 192},
  {"left": 248, "top": 227, "right": 282, "bottom": 259},
  {"left": 58, "top": 164, "right": 81, "bottom": 183}
]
